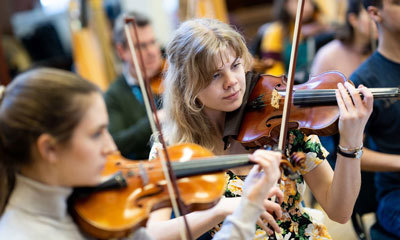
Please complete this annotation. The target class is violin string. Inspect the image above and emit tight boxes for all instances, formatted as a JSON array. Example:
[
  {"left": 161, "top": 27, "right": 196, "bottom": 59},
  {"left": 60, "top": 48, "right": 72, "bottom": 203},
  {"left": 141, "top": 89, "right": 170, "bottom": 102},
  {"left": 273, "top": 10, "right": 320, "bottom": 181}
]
[
  {"left": 114, "top": 155, "right": 253, "bottom": 180},
  {"left": 283, "top": 88, "right": 397, "bottom": 95},
  {"left": 113, "top": 155, "right": 298, "bottom": 179},
  {"left": 250, "top": 89, "right": 397, "bottom": 107},
  {"left": 116, "top": 154, "right": 250, "bottom": 174}
]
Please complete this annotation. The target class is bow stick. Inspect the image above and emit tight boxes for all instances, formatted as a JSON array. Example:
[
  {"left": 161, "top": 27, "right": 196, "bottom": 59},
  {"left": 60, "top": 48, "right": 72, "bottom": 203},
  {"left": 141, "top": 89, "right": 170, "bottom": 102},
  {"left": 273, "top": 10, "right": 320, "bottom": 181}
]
[
  {"left": 268, "top": 0, "right": 306, "bottom": 212},
  {"left": 278, "top": 0, "right": 305, "bottom": 151},
  {"left": 124, "top": 17, "right": 193, "bottom": 240}
]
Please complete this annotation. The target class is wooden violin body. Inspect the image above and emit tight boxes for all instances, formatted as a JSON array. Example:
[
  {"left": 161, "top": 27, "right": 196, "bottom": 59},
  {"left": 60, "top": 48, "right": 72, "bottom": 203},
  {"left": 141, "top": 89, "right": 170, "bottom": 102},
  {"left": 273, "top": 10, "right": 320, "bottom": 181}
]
[
  {"left": 237, "top": 71, "right": 399, "bottom": 148},
  {"left": 72, "top": 143, "right": 246, "bottom": 239},
  {"left": 238, "top": 71, "right": 346, "bottom": 148}
]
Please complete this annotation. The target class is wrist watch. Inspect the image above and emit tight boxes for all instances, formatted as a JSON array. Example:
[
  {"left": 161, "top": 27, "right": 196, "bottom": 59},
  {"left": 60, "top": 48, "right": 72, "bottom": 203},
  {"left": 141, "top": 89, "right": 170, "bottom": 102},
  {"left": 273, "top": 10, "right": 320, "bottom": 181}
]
[{"left": 337, "top": 145, "right": 363, "bottom": 159}]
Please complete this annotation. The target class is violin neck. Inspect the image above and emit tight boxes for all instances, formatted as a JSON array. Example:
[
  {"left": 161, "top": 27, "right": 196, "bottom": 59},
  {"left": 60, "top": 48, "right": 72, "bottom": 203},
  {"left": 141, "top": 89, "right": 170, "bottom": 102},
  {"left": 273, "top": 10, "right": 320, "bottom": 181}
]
[
  {"left": 171, "top": 154, "right": 252, "bottom": 178},
  {"left": 293, "top": 88, "right": 399, "bottom": 106}
]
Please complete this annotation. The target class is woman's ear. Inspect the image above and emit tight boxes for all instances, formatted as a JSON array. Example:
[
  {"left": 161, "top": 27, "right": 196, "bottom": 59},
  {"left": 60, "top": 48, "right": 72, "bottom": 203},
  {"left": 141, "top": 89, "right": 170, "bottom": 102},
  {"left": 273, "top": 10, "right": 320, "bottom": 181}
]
[
  {"left": 36, "top": 134, "right": 59, "bottom": 164},
  {"left": 348, "top": 13, "right": 358, "bottom": 29}
]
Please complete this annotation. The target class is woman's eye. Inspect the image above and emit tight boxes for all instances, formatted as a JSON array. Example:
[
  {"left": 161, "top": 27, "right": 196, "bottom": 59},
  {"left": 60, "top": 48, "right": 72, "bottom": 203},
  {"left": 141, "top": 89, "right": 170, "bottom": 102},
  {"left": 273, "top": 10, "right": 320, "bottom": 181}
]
[
  {"left": 213, "top": 73, "right": 221, "bottom": 80},
  {"left": 92, "top": 129, "right": 103, "bottom": 139},
  {"left": 232, "top": 62, "right": 241, "bottom": 69}
]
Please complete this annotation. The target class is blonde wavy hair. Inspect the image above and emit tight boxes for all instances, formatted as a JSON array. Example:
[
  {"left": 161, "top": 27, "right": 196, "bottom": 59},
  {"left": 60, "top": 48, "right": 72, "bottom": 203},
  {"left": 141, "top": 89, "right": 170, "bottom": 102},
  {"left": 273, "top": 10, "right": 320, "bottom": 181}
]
[{"left": 162, "top": 18, "right": 252, "bottom": 153}]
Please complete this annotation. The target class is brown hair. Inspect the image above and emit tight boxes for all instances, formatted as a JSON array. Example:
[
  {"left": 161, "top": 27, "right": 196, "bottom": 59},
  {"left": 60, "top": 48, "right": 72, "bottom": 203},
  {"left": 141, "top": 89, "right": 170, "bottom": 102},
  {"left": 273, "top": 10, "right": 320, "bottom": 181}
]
[
  {"left": 274, "top": 0, "right": 320, "bottom": 31},
  {"left": 362, "top": 0, "right": 383, "bottom": 9},
  {"left": 335, "top": 0, "right": 375, "bottom": 54},
  {"left": 336, "top": 0, "right": 364, "bottom": 44},
  {"left": 162, "top": 18, "right": 252, "bottom": 153},
  {"left": 0, "top": 68, "right": 100, "bottom": 215}
]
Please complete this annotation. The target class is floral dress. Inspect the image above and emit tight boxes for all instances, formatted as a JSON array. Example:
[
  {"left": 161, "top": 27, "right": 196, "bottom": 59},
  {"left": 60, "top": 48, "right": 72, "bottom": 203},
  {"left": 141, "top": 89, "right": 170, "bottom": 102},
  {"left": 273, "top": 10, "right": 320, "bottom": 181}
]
[{"left": 210, "top": 129, "right": 333, "bottom": 240}]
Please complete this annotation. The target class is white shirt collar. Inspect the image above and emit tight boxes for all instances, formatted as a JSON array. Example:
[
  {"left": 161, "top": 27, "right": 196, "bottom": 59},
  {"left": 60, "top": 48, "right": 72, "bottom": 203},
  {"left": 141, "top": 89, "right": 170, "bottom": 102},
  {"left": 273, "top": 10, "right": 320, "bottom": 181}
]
[{"left": 122, "top": 63, "right": 138, "bottom": 86}]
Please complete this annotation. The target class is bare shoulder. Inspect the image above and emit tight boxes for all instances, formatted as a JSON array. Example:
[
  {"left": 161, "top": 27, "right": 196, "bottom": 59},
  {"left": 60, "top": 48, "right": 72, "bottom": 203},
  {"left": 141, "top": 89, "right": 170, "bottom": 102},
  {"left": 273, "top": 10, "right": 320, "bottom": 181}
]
[
  {"left": 311, "top": 40, "right": 348, "bottom": 75},
  {"left": 317, "top": 40, "right": 346, "bottom": 57}
]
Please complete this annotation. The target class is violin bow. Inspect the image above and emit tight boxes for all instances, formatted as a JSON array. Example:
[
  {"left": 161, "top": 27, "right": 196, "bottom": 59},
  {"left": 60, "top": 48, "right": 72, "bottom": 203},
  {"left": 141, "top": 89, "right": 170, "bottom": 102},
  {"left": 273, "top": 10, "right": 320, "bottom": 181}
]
[
  {"left": 124, "top": 17, "right": 193, "bottom": 240},
  {"left": 278, "top": 0, "right": 305, "bottom": 151}
]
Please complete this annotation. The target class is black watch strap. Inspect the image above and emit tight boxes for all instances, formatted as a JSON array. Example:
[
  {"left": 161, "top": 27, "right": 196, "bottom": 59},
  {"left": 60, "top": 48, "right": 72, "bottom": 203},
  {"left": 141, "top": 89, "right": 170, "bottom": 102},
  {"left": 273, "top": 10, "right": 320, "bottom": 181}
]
[{"left": 337, "top": 146, "right": 357, "bottom": 158}]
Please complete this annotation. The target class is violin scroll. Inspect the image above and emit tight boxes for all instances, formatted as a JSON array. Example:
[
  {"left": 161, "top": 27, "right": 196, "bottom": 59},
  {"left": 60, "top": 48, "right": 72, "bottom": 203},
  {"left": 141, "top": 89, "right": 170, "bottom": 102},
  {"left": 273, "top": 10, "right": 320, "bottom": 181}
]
[
  {"left": 149, "top": 59, "right": 166, "bottom": 95},
  {"left": 279, "top": 152, "right": 305, "bottom": 180},
  {"left": 262, "top": 145, "right": 304, "bottom": 180}
]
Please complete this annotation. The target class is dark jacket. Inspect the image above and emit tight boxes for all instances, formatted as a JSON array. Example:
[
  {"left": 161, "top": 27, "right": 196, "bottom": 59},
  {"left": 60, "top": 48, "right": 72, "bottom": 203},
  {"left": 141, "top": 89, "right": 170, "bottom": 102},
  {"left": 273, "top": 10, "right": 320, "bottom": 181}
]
[{"left": 104, "top": 75, "right": 154, "bottom": 160}]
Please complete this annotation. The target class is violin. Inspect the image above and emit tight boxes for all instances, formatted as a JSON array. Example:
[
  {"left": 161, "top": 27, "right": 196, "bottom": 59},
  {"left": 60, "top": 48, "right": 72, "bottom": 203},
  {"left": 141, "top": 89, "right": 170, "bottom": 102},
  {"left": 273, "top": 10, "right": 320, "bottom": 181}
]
[
  {"left": 236, "top": 71, "right": 400, "bottom": 148},
  {"left": 71, "top": 144, "right": 259, "bottom": 239},
  {"left": 72, "top": 146, "right": 299, "bottom": 239},
  {"left": 149, "top": 59, "right": 166, "bottom": 95}
]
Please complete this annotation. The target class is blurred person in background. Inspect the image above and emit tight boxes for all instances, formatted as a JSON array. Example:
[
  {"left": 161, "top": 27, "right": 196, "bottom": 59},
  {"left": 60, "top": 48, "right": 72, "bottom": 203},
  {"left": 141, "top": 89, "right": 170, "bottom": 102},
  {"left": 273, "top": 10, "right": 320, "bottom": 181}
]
[
  {"left": 104, "top": 11, "right": 164, "bottom": 160},
  {"left": 259, "top": 0, "right": 332, "bottom": 83}
]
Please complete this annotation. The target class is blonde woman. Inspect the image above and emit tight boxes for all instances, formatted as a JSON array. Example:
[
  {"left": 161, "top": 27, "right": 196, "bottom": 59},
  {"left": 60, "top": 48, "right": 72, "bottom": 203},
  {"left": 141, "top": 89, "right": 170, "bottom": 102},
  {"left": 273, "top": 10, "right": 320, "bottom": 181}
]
[{"left": 147, "top": 18, "right": 374, "bottom": 240}]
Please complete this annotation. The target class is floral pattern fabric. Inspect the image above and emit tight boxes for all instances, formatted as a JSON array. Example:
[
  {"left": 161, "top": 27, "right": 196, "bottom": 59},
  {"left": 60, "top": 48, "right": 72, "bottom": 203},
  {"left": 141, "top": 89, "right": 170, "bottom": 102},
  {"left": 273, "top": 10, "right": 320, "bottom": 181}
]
[{"left": 210, "top": 129, "right": 332, "bottom": 240}]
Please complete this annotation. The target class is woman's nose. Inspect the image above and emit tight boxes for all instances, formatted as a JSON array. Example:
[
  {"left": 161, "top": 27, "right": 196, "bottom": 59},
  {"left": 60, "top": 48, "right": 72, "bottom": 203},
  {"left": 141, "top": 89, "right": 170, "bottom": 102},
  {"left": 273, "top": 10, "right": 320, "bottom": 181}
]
[
  {"left": 102, "top": 130, "right": 118, "bottom": 155},
  {"left": 223, "top": 72, "right": 238, "bottom": 90}
]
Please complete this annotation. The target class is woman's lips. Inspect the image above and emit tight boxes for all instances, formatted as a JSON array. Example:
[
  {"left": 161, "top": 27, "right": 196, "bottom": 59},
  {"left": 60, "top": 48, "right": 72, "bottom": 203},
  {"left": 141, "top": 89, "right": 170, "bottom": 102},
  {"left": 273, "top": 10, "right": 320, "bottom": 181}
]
[{"left": 223, "top": 90, "right": 240, "bottom": 100}]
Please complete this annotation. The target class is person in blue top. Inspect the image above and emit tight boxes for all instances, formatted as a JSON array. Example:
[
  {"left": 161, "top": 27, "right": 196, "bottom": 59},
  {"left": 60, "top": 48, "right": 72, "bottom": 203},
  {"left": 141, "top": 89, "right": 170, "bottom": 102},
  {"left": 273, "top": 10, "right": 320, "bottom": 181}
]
[{"left": 350, "top": 0, "right": 400, "bottom": 238}]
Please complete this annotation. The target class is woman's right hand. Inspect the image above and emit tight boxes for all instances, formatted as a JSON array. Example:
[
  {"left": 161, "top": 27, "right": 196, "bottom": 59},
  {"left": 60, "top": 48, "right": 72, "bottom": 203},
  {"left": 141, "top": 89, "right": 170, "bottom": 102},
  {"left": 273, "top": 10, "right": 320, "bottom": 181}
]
[
  {"left": 244, "top": 149, "right": 281, "bottom": 205},
  {"left": 215, "top": 150, "right": 282, "bottom": 234},
  {"left": 256, "top": 187, "right": 283, "bottom": 235}
]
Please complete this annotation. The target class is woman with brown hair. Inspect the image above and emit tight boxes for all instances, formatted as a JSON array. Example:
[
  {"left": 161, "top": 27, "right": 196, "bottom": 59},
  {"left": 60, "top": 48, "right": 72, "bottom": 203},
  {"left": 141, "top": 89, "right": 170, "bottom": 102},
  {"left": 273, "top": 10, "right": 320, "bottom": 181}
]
[
  {"left": 0, "top": 68, "right": 117, "bottom": 239},
  {"left": 311, "top": 0, "right": 377, "bottom": 77}
]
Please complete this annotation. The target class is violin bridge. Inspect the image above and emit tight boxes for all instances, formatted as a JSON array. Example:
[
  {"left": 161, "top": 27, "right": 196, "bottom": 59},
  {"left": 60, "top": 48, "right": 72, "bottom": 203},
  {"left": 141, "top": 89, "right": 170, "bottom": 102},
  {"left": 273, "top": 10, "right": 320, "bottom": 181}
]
[
  {"left": 139, "top": 163, "right": 149, "bottom": 185},
  {"left": 271, "top": 89, "right": 281, "bottom": 109}
]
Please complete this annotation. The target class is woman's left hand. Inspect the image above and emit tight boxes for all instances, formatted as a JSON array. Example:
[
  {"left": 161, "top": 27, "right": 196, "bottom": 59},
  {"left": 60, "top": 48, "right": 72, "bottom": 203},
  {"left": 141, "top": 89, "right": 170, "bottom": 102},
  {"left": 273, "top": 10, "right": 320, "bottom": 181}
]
[{"left": 336, "top": 82, "right": 373, "bottom": 148}]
